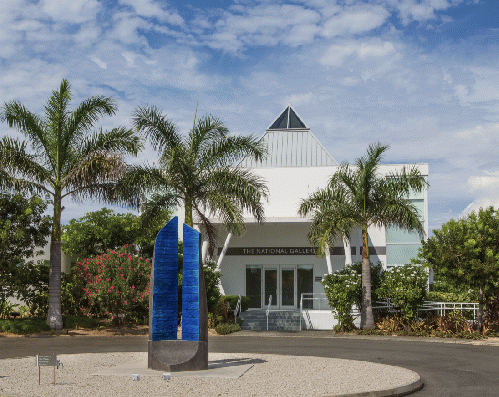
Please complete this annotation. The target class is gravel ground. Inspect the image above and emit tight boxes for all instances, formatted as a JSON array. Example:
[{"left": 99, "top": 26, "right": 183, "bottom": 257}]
[{"left": 0, "top": 352, "right": 420, "bottom": 397}]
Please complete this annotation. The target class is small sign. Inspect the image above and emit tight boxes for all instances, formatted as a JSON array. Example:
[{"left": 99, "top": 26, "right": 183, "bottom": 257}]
[
  {"left": 36, "top": 355, "right": 57, "bottom": 367},
  {"left": 118, "top": 314, "right": 125, "bottom": 318}
]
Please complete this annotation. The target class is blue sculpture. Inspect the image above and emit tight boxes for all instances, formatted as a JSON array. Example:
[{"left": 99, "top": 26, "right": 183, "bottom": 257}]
[{"left": 148, "top": 217, "right": 208, "bottom": 371}]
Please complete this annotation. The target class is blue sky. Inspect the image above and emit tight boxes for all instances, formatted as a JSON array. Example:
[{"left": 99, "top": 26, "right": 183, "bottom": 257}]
[{"left": 1, "top": 0, "right": 498, "bottom": 235}]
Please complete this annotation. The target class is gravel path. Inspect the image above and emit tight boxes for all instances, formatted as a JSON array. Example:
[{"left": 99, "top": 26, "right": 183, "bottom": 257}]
[{"left": 0, "top": 352, "right": 420, "bottom": 397}]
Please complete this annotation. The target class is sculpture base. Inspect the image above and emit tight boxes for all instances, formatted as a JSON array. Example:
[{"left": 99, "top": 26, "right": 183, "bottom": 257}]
[{"left": 148, "top": 340, "right": 208, "bottom": 372}]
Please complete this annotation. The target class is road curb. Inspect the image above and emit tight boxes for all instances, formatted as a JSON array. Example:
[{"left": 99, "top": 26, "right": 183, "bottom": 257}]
[{"left": 326, "top": 377, "right": 423, "bottom": 397}]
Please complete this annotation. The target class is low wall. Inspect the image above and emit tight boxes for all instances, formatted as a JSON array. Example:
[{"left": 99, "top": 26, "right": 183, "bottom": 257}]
[{"left": 300, "top": 310, "right": 361, "bottom": 330}]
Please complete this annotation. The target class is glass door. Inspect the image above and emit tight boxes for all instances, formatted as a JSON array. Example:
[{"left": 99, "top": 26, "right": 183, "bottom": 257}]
[
  {"left": 246, "top": 266, "right": 262, "bottom": 308},
  {"left": 280, "top": 267, "right": 295, "bottom": 309},
  {"left": 264, "top": 267, "right": 278, "bottom": 308},
  {"left": 297, "top": 265, "right": 314, "bottom": 309}
]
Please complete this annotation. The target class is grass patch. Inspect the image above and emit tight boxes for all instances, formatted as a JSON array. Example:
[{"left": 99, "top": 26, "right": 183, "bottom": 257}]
[{"left": 0, "top": 318, "right": 50, "bottom": 334}]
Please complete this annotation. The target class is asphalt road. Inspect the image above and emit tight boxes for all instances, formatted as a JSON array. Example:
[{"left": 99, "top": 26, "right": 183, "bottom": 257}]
[{"left": 1, "top": 332, "right": 498, "bottom": 396}]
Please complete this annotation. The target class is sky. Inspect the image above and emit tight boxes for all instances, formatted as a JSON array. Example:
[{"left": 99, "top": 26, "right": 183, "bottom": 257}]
[{"left": 0, "top": 0, "right": 498, "bottom": 235}]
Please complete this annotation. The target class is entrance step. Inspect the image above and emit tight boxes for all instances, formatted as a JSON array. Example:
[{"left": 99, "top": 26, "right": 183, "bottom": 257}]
[{"left": 239, "top": 310, "right": 301, "bottom": 331}]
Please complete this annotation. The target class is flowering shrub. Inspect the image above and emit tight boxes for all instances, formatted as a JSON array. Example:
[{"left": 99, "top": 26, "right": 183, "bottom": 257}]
[
  {"left": 72, "top": 244, "right": 152, "bottom": 323},
  {"left": 382, "top": 264, "right": 428, "bottom": 321},
  {"left": 322, "top": 261, "right": 385, "bottom": 331},
  {"left": 322, "top": 265, "right": 361, "bottom": 331}
]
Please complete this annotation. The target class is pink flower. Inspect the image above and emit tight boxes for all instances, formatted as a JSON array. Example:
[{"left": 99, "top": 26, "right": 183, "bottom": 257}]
[
  {"left": 132, "top": 286, "right": 135, "bottom": 290},
  {"left": 107, "top": 278, "right": 111, "bottom": 281},
  {"left": 111, "top": 286, "right": 114, "bottom": 289},
  {"left": 121, "top": 274, "right": 124, "bottom": 277}
]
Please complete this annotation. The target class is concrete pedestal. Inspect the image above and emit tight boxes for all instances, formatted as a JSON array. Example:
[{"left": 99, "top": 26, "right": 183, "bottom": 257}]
[{"left": 148, "top": 340, "right": 208, "bottom": 372}]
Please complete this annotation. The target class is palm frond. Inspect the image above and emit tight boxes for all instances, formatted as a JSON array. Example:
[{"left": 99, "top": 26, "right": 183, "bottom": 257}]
[
  {"left": 189, "top": 115, "right": 228, "bottom": 157},
  {"left": 132, "top": 106, "right": 181, "bottom": 154},
  {"left": 65, "top": 95, "right": 118, "bottom": 151},
  {"left": 62, "top": 151, "right": 128, "bottom": 198},
  {"left": 0, "top": 101, "right": 51, "bottom": 166},
  {"left": 111, "top": 165, "right": 173, "bottom": 209},
  {"left": 0, "top": 136, "right": 54, "bottom": 188},
  {"left": 140, "top": 191, "right": 177, "bottom": 229},
  {"left": 77, "top": 127, "right": 143, "bottom": 157},
  {"left": 204, "top": 166, "right": 267, "bottom": 224},
  {"left": 198, "top": 134, "right": 267, "bottom": 169}
]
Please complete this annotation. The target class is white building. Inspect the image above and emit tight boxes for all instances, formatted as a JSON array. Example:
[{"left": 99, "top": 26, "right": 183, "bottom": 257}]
[{"left": 190, "top": 106, "right": 428, "bottom": 329}]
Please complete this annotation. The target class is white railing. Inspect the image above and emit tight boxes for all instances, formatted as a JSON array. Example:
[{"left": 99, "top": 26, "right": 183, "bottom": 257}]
[
  {"left": 417, "top": 301, "right": 479, "bottom": 320},
  {"left": 298, "top": 295, "right": 480, "bottom": 330},
  {"left": 300, "top": 293, "right": 331, "bottom": 331},
  {"left": 234, "top": 295, "right": 242, "bottom": 324},
  {"left": 373, "top": 299, "right": 479, "bottom": 320},
  {"left": 266, "top": 295, "right": 272, "bottom": 331},
  {"left": 300, "top": 293, "right": 329, "bottom": 311}
]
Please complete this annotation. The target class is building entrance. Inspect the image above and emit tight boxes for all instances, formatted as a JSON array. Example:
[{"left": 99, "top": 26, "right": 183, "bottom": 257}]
[{"left": 246, "top": 265, "right": 313, "bottom": 309}]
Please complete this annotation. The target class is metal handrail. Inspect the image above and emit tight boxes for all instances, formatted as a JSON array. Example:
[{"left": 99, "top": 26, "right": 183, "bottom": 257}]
[
  {"left": 234, "top": 295, "right": 242, "bottom": 324},
  {"left": 266, "top": 295, "right": 272, "bottom": 331}
]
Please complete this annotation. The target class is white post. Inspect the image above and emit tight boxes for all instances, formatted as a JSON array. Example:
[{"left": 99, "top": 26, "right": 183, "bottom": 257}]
[
  {"left": 216, "top": 232, "right": 232, "bottom": 271},
  {"left": 325, "top": 243, "right": 333, "bottom": 274},
  {"left": 343, "top": 237, "right": 352, "bottom": 266},
  {"left": 215, "top": 232, "right": 232, "bottom": 296},
  {"left": 177, "top": 204, "right": 185, "bottom": 241},
  {"left": 201, "top": 240, "right": 209, "bottom": 265}
]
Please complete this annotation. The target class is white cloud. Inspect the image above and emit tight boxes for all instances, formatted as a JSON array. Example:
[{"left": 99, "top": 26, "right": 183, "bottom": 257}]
[
  {"left": 322, "top": 5, "right": 389, "bottom": 38},
  {"left": 205, "top": 4, "right": 321, "bottom": 53},
  {"left": 319, "top": 40, "right": 398, "bottom": 67},
  {"left": 0, "top": 59, "right": 68, "bottom": 110},
  {"left": 39, "top": 0, "right": 101, "bottom": 23},
  {"left": 90, "top": 55, "right": 107, "bottom": 69},
  {"left": 396, "top": 0, "right": 452, "bottom": 25},
  {"left": 118, "top": 0, "right": 184, "bottom": 25},
  {"left": 284, "top": 92, "right": 314, "bottom": 107},
  {"left": 339, "top": 76, "right": 361, "bottom": 86},
  {"left": 457, "top": 123, "right": 499, "bottom": 139},
  {"left": 110, "top": 13, "right": 151, "bottom": 44},
  {"left": 74, "top": 23, "right": 101, "bottom": 44},
  {"left": 468, "top": 171, "right": 499, "bottom": 191}
]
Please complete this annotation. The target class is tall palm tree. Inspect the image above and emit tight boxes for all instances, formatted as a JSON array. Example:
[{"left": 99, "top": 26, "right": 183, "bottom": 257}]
[
  {"left": 299, "top": 142, "right": 428, "bottom": 329},
  {"left": 0, "top": 79, "right": 142, "bottom": 329},
  {"left": 116, "top": 106, "right": 268, "bottom": 256}
]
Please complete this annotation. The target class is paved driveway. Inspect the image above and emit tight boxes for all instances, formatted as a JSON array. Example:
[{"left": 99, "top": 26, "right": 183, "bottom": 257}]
[{"left": 1, "top": 332, "right": 498, "bottom": 396}]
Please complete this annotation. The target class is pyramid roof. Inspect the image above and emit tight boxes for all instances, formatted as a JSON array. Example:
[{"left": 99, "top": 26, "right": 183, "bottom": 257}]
[{"left": 240, "top": 105, "right": 337, "bottom": 168}]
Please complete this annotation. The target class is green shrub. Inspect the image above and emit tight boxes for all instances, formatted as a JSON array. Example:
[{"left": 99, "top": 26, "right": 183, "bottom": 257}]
[
  {"left": 381, "top": 264, "right": 428, "bottom": 321},
  {"left": 322, "top": 261, "right": 385, "bottom": 332},
  {"left": 63, "top": 316, "right": 100, "bottom": 329},
  {"left": 215, "top": 323, "right": 241, "bottom": 335},
  {"left": 223, "top": 295, "right": 250, "bottom": 312},
  {"left": 0, "top": 318, "right": 50, "bottom": 334},
  {"left": 203, "top": 261, "right": 222, "bottom": 314},
  {"left": 322, "top": 264, "right": 361, "bottom": 331}
]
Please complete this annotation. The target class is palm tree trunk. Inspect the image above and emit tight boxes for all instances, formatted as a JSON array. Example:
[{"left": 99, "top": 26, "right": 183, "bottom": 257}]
[
  {"left": 47, "top": 190, "right": 63, "bottom": 330},
  {"left": 478, "top": 285, "right": 484, "bottom": 333},
  {"left": 184, "top": 200, "right": 193, "bottom": 227},
  {"left": 360, "top": 226, "right": 374, "bottom": 329}
]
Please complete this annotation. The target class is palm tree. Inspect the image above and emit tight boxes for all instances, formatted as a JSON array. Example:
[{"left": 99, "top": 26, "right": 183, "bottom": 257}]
[
  {"left": 0, "top": 79, "right": 142, "bottom": 329},
  {"left": 116, "top": 105, "right": 268, "bottom": 256},
  {"left": 299, "top": 142, "right": 427, "bottom": 329}
]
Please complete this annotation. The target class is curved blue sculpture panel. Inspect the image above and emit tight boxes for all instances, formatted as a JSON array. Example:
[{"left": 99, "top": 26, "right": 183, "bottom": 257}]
[
  {"left": 151, "top": 217, "right": 178, "bottom": 341},
  {"left": 182, "top": 224, "right": 200, "bottom": 341}
]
